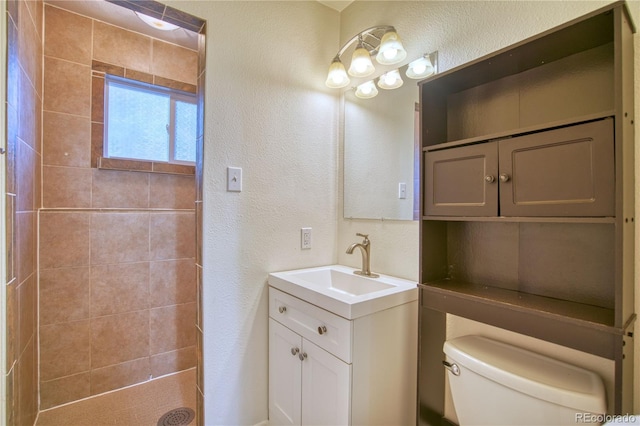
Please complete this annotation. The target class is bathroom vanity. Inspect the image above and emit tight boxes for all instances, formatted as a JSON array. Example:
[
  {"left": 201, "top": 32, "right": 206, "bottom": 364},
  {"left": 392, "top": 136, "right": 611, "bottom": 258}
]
[
  {"left": 268, "top": 265, "right": 418, "bottom": 426},
  {"left": 418, "top": 2, "right": 635, "bottom": 423}
]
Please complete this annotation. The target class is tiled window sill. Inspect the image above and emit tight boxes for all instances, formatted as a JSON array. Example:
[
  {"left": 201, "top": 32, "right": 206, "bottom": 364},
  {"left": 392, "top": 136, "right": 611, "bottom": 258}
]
[{"left": 97, "top": 157, "right": 195, "bottom": 175}]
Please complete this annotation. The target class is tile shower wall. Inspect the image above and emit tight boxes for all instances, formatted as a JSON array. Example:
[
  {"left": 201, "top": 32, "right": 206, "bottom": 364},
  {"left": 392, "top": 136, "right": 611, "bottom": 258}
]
[
  {"left": 38, "top": 4, "right": 197, "bottom": 409},
  {"left": 6, "top": 1, "right": 43, "bottom": 425}
]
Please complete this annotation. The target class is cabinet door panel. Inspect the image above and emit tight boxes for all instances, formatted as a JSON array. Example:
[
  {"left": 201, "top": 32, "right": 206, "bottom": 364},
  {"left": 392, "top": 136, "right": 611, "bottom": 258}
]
[
  {"left": 425, "top": 142, "right": 498, "bottom": 216},
  {"left": 269, "top": 319, "right": 302, "bottom": 426},
  {"left": 301, "top": 340, "right": 351, "bottom": 426},
  {"left": 499, "top": 119, "right": 614, "bottom": 216}
]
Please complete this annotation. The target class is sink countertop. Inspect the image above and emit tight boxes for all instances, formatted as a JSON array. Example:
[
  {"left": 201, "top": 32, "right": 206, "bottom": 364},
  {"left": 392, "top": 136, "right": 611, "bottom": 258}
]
[{"left": 268, "top": 265, "right": 418, "bottom": 319}]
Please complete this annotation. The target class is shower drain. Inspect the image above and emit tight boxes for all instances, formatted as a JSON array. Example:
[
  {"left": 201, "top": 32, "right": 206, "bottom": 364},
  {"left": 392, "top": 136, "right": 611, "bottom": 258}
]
[{"left": 157, "top": 407, "right": 195, "bottom": 426}]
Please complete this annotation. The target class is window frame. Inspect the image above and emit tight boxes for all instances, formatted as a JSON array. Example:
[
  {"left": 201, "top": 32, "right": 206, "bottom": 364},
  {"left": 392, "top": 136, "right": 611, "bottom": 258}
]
[{"left": 103, "top": 74, "right": 197, "bottom": 166}]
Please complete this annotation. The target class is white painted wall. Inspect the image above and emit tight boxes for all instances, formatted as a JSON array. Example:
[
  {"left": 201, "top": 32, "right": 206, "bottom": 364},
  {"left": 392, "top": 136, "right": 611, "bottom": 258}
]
[
  {"left": 170, "top": 1, "right": 340, "bottom": 424},
  {"left": 171, "top": 1, "right": 640, "bottom": 424}
]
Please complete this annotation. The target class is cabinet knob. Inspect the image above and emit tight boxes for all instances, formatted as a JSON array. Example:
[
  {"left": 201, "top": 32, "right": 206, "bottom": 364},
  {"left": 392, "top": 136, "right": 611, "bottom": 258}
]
[
  {"left": 278, "top": 306, "right": 287, "bottom": 314},
  {"left": 499, "top": 173, "right": 511, "bottom": 183},
  {"left": 484, "top": 175, "right": 495, "bottom": 183},
  {"left": 299, "top": 352, "right": 308, "bottom": 361},
  {"left": 291, "top": 347, "right": 300, "bottom": 356},
  {"left": 317, "top": 325, "right": 327, "bottom": 335}
]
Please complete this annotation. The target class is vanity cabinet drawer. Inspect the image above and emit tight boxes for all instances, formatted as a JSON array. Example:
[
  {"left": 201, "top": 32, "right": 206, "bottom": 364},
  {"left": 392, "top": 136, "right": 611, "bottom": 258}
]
[{"left": 269, "top": 287, "right": 352, "bottom": 363}]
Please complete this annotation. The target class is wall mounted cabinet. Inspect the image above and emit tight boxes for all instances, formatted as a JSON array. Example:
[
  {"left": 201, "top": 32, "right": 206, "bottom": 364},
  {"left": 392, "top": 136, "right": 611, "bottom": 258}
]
[
  {"left": 417, "top": 3, "right": 635, "bottom": 424},
  {"left": 425, "top": 119, "right": 615, "bottom": 217}
]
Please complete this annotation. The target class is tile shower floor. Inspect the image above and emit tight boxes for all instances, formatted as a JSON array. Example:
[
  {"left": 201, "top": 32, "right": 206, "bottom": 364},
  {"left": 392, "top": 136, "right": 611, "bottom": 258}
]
[{"left": 36, "top": 369, "right": 196, "bottom": 426}]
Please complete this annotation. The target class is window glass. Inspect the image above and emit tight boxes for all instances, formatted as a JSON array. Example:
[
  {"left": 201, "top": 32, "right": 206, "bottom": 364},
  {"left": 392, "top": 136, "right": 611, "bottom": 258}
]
[
  {"left": 105, "top": 76, "right": 196, "bottom": 164},
  {"left": 174, "top": 100, "right": 197, "bottom": 163}
]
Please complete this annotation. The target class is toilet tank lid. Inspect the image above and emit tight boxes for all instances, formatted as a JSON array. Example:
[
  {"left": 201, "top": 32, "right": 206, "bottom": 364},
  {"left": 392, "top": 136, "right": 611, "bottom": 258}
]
[{"left": 443, "top": 335, "right": 607, "bottom": 414}]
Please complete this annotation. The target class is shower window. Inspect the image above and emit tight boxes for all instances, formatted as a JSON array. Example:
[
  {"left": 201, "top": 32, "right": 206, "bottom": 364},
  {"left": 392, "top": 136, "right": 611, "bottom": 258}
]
[{"left": 104, "top": 75, "right": 197, "bottom": 165}]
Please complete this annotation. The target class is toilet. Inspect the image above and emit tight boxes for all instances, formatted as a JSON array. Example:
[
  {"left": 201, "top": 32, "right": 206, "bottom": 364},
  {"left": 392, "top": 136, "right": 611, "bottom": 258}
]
[{"left": 443, "top": 335, "right": 607, "bottom": 425}]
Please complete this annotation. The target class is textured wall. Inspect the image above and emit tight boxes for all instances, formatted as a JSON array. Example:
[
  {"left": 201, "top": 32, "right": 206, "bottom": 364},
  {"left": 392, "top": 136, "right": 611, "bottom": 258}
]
[
  {"left": 38, "top": 4, "right": 197, "bottom": 409},
  {"left": 173, "top": 1, "right": 340, "bottom": 424},
  {"left": 5, "top": 1, "right": 42, "bottom": 425}
]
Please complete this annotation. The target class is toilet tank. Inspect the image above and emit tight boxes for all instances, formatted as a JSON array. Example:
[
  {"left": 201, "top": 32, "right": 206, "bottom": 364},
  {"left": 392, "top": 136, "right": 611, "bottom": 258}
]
[{"left": 443, "top": 335, "right": 607, "bottom": 426}]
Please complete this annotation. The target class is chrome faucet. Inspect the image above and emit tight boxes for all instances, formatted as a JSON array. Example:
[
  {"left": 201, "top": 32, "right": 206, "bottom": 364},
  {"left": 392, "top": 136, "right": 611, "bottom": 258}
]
[{"left": 346, "top": 233, "right": 379, "bottom": 278}]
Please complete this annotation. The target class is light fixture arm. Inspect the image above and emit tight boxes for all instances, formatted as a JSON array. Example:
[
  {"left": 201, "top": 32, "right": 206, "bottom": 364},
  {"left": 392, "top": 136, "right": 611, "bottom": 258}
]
[{"left": 335, "top": 25, "right": 396, "bottom": 58}]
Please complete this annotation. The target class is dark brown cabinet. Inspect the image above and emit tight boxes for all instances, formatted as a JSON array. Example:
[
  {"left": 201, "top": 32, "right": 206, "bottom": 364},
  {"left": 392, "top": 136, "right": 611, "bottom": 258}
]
[
  {"left": 425, "top": 119, "right": 615, "bottom": 217},
  {"left": 417, "top": 3, "right": 635, "bottom": 424},
  {"left": 425, "top": 142, "right": 498, "bottom": 216}
]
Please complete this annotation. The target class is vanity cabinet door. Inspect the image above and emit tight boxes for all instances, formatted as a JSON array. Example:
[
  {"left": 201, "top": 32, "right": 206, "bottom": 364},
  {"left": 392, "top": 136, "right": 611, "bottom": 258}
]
[
  {"left": 269, "top": 319, "right": 302, "bottom": 426},
  {"left": 424, "top": 142, "right": 498, "bottom": 216},
  {"left": 499, "top": 119, "right": 614, "bottom": 217},
  {"left": 301, "top": 339, "right": 351, "bottom": 426}
]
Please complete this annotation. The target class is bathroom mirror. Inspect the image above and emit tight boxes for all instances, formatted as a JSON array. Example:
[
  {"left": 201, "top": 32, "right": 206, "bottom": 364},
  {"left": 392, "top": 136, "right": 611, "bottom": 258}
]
[{"left": 343, "top": 64, "right": 419, "bottom": 220}]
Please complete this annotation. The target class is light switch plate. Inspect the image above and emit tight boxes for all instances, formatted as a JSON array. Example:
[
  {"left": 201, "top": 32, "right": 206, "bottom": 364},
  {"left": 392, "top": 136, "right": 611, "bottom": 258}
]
[
  {"left": 301, "top": 227, "right": 312, "bottom": 249},
  {"left": 398, "top": 182, "right": 407, "bottom": 199},
  {"left": 227, "top": 167, "right": 242, "bottom": 192}
]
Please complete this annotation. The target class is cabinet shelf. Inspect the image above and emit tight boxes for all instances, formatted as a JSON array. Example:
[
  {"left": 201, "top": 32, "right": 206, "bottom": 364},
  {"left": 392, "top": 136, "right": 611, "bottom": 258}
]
[
  {"left": 423, "top": 216, "right": 616, "bottom": 224},
  {"left": 419, "top": 279, "right": 629, "bottom": 360},
  {"left": 422, "top": 111, "right": 615, "bottom": 153}
]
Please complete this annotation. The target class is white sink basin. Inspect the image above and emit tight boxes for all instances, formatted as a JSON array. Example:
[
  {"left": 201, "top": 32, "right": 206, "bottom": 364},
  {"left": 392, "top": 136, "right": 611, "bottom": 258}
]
[{"left": 268, "top": 265, "right": 418, "bottom": 319}]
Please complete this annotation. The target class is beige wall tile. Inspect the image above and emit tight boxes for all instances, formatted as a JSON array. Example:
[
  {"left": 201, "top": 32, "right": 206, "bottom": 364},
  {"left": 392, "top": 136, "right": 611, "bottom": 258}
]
[
  {"left": 6, "top": 364, "right": 15, "bottom": 426},
  {"left": 15, "top": 212, "right": 35, "bottom": 285},
  {"left": 17, "top": 275, "right": 36, "bottom": 355},
  {"left": 150, "top": 212, "right": 195, "bottom": 260},
  {"left": 17, "top": 69, "right": 39, "bottom": 151},
  {"left": 90, "top": 212, "right": 150, "bottom": 264},
  {"left": 43, "top": 166, "right": 92, "bottom": 208},
  {"left": 91, "top": 262, "right": 150, "bottom": 317},
  {"left": 93, "top": 21, "right": 151, "bottom": 72},
  {"left": 151, "top": 40, "right": 197, "bottom": 85},
  {"left": 149, "top": 259, "right": 196, "bottom": 308},
  {"left": 43, "top": 111, "right": 91, "bottom": 167},
  {"left": 196, "top": 265, "right": 202, "bottom": 330},
  {"left": 24, "top": 0, "right": 43, "bottom": 39},
  {"left": 6, "top": 195, "right": 15, "bottom": 284},
  {"left": 44, "top": 4, "right": 92, "bottom": 65},
  {"left": 150, "top": 346, "right": 196, "bottom": 378},
  {"left": 90, "top": 357, "right": 150, "bottom": 396},
  {"left": 35, "top": 144, "right": 42, "bottom": 208},
  {"left": 16, "top": 139, "right": 36, "bottom": 213},
  {"left": 91, "top": 75, "right": 104, "bottom": 123},
  {"left": 40, "top": 320, "right": 91, "bottom": 381},
  {"left": 17, "top": 338, "right": 37, "bottom": 426},
  {"left": 6, "top": 281, "right": 17, "bottom": 370},
  {"left": 91, "top": 311, "right": 149, "bottom": 368},
  {"left": 149, "top": 303, "right": 196, "bottom": 355},
  {"left": 149, "top": 174, "right": 195, "bottom": 210},
  {"left": 40, "top": 212, "right": 91, "bottom": 269},
  {"left": 6, "top": 104, "right": 17, "bottom": 195},
  {"left": 18, "top": 0, "right": 42, "bottom": 94},
  {"left": 196, "top": 201, "right": 202, "bottom": 265},
  {"left": 91, "top": 169, "right": 149, "bottom": 209},
  {"left": 44, "top": 57, "right": 91, "bottom": 116},
  {"left": 40, "top": 267, "right": 91, "bottom": 325},
  {"left": 40, "top": 372, "right": 91, "bottom": 410}
]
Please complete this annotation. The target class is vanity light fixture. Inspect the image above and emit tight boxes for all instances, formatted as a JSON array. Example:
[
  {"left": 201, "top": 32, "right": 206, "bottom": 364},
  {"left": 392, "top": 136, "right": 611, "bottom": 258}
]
[
  {"left": 135, "top": 11, "right": 180, "bottom": 31},
  {"left": 325, "top": 25, "right": 406, "bottom": 88},
  {"left": 325, "top": 55, "right": 351, "bottom": 88},
  {"left": 406, "top": 53, "right": 436, "bottom": 79},
  {"left": 348, "top": 36, "right": 376, "bottom": 77},
  {"left": 377, "top": 69, "right": 404, "bottom": 90},
  {"left": 355, "top": 80, "right": 379, "bottom": 99},
  {"left": 376, "top": 29, "right": 407, "bottom": 65}
]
